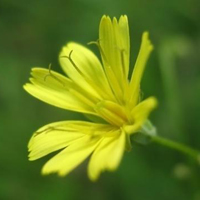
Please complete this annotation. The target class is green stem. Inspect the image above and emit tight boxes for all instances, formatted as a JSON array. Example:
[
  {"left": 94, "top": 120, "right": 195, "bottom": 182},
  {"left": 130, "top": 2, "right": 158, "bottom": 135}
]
[
  {"left": 151, "top": 135, "right": 200, "bottom": 163},
  {"left": 141, "top": 121, "right": 200, "bottom": 164}
]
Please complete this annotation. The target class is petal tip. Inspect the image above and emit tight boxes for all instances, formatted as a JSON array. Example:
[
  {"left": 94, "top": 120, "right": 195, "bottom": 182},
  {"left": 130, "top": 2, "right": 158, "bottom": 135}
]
[
  {"left": 23, "top": 83, "right": 31, "bottom": 91},
  {"left": 142, "top": 31, "right": 154, "bottom": 51},
  {"left": 28, "top": 155, "right": 35, "bottom": 161},
  {"left": 148, "top": 97, "right": 158, "bottom": 109},
  {"left": 100, "top": 15, "right": 111, "bottom": 24},
  {"left": 119, "top": 15, "right": 128, "bottom": 22},
  {"left": 89, "top": 174, "right": 99, "bottom": 182}
]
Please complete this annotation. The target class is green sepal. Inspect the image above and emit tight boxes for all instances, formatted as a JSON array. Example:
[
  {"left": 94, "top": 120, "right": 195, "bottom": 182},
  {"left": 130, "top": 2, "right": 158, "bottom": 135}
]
[{"left": 131, "top": 120, "right": 157, "bottom": 145}]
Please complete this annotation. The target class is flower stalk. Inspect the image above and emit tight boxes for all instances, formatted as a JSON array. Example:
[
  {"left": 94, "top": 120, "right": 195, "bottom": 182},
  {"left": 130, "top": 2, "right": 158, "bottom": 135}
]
[
  {"left": 140, "top": 121, "right": 200, "bottom": 164},
  {"left": 151, "top": 135, "right": 200, "bottom": 163}
]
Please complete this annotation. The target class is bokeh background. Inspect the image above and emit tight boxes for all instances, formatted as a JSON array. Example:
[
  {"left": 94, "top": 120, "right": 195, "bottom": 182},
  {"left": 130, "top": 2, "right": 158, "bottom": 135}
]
[{"left": 0, "top": 0, "right": 200, "bottom": 199}]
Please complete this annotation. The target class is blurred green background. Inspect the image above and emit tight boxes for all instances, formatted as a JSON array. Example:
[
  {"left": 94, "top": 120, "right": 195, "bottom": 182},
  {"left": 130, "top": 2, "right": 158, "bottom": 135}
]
[{"left": 0, "top": 0, "right": 200, "bottom": 199}]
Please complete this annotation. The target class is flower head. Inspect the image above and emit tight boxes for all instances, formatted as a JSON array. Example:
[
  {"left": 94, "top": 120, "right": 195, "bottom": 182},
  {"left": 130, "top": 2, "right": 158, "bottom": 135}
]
[{"left": 24, "top": 15, "right": 157, "bottom": 181}]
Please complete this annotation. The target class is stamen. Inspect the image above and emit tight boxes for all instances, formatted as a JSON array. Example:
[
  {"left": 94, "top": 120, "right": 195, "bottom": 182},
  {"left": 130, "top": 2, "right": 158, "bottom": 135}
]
[
  {"left": 60, "top": 50, "right": 84, "bottom": 76},
  {"left": 89, "top": 40, "right": 124, "bottom": 104},
  {"left": 34, "top": 126, "right": 75, "bottom": 136},
  {"left": 61, "top": 48, "right": 110, "bottom": 100},
  {"left": 44, "top": 63, "right": 65, "bottom": 87},
  {"left": 114, "top": 45, "right": 127, "bottom": 79},
  {"left": 114, "top": 47, "right": 130, "bottom": 102},
  {"left": 120, "top": 49, "right": 126, "bottom": 77},
  {"left": 88, "top": 40, "right": 110, "bottom": 68}
]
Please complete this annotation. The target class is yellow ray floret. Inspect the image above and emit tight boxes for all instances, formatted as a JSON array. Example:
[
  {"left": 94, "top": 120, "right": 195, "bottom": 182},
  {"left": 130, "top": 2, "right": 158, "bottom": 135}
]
[
  {"left": 99, "top": 15, "right": 130, "bottom": 102},
  {"left": 24, "top": 68, "right": 97, "bottom": 114}
]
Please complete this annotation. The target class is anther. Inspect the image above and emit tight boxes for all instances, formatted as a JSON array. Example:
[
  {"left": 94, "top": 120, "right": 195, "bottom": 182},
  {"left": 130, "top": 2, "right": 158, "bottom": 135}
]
[
  {"left": 87, "top": 40, "right": 100, "bottom": 46},
  {"left": 44, "top": 63, "right": 65, "bottom": 87},
  {"left": 120, "top": 49, "right": 126, "bottom": 77},
  {"left": 34, "top": 126, "right": 73, "bottom": 136},
  {"left": 60, "top": 50, "right": 84, "bottom": 76},
  {"left": 89, "top": 40, "right": 125, "bottom": 104},
  {"left": 88, "top": 39, "right": 110, "bottom": 68}
]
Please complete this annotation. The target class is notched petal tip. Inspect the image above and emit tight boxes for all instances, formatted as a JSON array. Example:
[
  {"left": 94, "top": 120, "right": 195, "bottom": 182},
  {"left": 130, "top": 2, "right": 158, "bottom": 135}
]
[
  {"left": 28, "top": 156, "right": 35, "bottom": 161},
  {"left": 101, "top": 14, "right": 107, "bottom": 19},
  {"left": 143, "top": 31, "right": 149, "bottom": 38},
  {"left": 149, "top": 97, "right": 158, "bottom": 110},
  {"left": 41, "top": 163, "right": 57, "bottom": 176},
  {"left": 23, "top": 83, "right": 28, "bottom": 90},
  {"left": 23, "top": 83, "right": 33, "bottom": 93},
  {"left": 100, "top": 15, "right": 112, "bottom": 25},
  {"left": 112, "top": 17, "right": 117, "bottom": 23},
  {"left": 101, "top": 15, "right": 128, "bottom": 24},
  {"left": 24, "top": 68, "right": 42, "bottom": 91},
  {"left": 142, "top": 31, "right": 154, "bottom": 51},
  {"left": 119, "top": 15, "right": 128, "bottom": 23},
  {"left": 41, "top": 168, "right": 50, "bottom": 176}
]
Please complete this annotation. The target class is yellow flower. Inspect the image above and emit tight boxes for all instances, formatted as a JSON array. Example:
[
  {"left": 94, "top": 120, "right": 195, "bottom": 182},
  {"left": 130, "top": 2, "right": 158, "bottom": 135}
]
[{"left": 24, "top": 15, "right": 157, "bottom": 181}]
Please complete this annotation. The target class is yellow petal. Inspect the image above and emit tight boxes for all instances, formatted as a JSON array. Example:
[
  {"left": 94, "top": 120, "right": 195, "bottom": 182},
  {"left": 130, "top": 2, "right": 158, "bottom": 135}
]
[
  {"left": 42, "top": 135, "right": 100, "bottom": 176},
  {"left": 129, "top": 32, "right": 154, "bottom": 106},
  {"left": 99, "top": 15, "right": 130, "bottom": 102},
  {"left": 99, "top": 15, "right": 130, "bottom": 80},
  {"left": 28, "top": 120, "right": 118, "bottom": 161},
  {"left": 115, "top": 16, "right": 130, "bottom": 77},
  {"left": 59, "top": 42, "right": 115, "bottom": 101},
  {"left": 88, "top": 130, "right": 125, "bottom": 181},
  {"left": 24, "top": 68, "right": 96, "bottom": 114},
  {"left": 95, "top": 100, "right": 127, "bottom": 126},
  {"left": 28, "top": 121, "right": 85, "bottom": 160},
  {"left": 124, "top": 97, "right": 157, "bottom": 134}
]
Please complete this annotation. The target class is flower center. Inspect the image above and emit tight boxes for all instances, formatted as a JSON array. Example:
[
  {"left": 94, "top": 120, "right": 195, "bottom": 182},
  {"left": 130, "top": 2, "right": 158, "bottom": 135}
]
[{"left": 95, "top": 100, "right": 133, "bottom": 127}]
